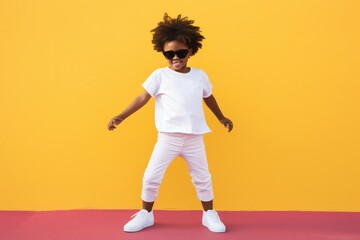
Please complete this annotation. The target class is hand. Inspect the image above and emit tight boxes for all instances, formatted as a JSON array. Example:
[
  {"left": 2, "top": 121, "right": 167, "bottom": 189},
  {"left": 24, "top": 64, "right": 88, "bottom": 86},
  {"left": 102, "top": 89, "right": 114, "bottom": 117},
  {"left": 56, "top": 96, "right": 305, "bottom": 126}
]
[
  {"left": 219, "top": 117, "right": 233, "bottom": 132},
  {"left": 107, "top": 116, "right": 123, "bottom": 131}
]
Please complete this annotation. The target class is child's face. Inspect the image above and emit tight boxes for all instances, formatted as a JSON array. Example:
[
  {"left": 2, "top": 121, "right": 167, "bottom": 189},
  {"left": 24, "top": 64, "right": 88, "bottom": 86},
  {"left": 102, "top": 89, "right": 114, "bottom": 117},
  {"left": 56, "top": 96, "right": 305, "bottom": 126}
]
[{"left": 163, "top": 40, "right": 192, "bottom": 73}]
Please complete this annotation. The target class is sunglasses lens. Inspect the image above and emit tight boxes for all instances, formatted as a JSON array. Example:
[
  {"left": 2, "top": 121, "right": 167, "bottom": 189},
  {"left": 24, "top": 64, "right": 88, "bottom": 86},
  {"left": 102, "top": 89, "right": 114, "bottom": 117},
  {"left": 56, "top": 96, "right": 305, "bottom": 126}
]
[
  {"left": 176, "top": 50, "right": 189, "bottom": 59},
  {"left": 163, "top": 51, "right": 175, "bottom": 60},
  {"left": 163, "top": 49, "right": 189, "bottom": 60}
]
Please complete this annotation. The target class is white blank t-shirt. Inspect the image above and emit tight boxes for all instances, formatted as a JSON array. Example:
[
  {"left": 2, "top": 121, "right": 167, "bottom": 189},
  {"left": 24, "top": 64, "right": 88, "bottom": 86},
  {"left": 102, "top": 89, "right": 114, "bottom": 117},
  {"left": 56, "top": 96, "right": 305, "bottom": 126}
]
[{"left": 142, "top": 67, "right": 212, "bottom": 134}]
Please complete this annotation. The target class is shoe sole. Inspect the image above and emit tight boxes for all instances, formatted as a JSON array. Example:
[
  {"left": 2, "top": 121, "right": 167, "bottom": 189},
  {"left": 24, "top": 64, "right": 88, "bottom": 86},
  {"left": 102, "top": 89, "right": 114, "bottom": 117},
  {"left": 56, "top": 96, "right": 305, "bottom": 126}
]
[
  {"left": 202, "top": 222, "right": 226, "bottom": 233},
  {"left": 124, "top": 222, "right": 154, "bottom": 232}
]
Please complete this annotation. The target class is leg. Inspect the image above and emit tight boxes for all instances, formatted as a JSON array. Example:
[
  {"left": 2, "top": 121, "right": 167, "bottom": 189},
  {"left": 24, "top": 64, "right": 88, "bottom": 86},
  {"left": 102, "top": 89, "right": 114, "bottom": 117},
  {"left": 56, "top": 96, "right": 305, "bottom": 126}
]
[
  {"left": 181, "top": 134, "right": 214, "bottom": 206},
  {"left": 141, "top": 132, "right": 182, "bottom": 203},
  {"left": 142, "top": 200, "right": 154, "bottom": 212},
  {"left": 124, "top": 133, "right": 181, "bottom": 232},
  {"left": 182, "top": 134, "right": 226, "bottom": 233},
  {"left": 201, "top": 200, "right": 213, "bottom": 211}
]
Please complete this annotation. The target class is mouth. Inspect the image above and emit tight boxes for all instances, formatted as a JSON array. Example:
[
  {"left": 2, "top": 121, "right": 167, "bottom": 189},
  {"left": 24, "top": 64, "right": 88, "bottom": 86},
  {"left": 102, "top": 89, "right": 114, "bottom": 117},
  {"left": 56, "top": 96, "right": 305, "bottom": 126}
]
[{"left": 171, "top": 60, "right": 182, "bottom": 67}]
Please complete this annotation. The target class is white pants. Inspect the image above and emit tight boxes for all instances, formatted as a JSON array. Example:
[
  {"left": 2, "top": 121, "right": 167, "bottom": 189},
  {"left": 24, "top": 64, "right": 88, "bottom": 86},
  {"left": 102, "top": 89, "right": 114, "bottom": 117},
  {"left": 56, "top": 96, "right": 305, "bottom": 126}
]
[{"left": 141, "top": 132, "right": 214, "bottom": 202}]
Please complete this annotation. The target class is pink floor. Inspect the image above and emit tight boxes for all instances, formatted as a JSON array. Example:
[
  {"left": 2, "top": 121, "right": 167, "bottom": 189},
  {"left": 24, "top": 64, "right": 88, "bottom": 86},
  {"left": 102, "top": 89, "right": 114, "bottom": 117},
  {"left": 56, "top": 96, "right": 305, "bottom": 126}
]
[{"left": 1, "top": 210, "right": 359, "bottom": 240}]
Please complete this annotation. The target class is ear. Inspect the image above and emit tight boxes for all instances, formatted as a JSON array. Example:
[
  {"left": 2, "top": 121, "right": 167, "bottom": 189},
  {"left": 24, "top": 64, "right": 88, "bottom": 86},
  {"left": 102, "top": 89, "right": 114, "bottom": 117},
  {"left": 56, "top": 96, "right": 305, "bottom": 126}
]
[{"left": 189, "top": 49, "right": 193, "bottom": 56}]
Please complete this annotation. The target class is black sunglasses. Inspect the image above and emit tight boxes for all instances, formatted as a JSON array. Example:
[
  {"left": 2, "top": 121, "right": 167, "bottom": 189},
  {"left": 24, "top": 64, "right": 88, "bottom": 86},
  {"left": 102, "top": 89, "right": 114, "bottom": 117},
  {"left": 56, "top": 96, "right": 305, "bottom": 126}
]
[{"left": 163, "top": 49, "right": 190, "bottom": 60}]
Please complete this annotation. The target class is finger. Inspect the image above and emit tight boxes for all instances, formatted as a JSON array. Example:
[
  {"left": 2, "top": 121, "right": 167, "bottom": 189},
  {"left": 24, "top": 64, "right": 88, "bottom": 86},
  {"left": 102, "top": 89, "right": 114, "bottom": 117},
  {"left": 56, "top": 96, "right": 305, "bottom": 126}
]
[
  {"left": 226, "top": 123, "right": 233, "bottom": 132},
  {"left": 107, "top": 122, "right": 116, "bottom": 131}
]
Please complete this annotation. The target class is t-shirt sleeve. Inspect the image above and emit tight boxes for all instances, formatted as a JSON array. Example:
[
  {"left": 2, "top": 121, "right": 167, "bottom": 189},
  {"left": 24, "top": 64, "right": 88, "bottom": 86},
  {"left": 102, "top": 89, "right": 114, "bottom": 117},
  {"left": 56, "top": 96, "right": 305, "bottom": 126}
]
[
  {"left": 142, "top": 70, "right": 160, "bottom": 97},
  {"left": 202, "top": 72, "right": 213, "bottom": 98}
]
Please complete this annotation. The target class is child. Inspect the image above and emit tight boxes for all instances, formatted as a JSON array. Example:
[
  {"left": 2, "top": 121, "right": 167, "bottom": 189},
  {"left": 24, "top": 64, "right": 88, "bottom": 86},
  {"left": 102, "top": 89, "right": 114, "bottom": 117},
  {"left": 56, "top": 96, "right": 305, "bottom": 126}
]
[{"left": 107, "top": 13, "right": 233, "bottom": 233}]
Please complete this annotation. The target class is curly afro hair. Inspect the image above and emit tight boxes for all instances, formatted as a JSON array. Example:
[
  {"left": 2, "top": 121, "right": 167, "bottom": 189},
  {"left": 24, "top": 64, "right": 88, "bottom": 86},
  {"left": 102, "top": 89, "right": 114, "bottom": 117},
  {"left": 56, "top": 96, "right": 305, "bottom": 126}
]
[{"left": 151, "top": 13, "right": 205, "bottom": 56}]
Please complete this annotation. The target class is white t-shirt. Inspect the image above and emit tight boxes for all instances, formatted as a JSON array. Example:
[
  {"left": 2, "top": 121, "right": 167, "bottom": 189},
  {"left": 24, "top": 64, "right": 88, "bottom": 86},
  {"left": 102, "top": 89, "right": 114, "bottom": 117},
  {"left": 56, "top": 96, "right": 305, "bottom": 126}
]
[{"left": 142, "top": 67, "right": 212, "bottom": 134}]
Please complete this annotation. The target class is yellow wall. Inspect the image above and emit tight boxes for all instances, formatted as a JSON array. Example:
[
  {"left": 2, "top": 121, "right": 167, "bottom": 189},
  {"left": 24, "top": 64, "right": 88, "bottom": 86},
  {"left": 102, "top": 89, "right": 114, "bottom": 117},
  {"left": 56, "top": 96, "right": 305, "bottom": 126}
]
[{"left": 1, "top": 0, "right": 359, "bottom": 211}]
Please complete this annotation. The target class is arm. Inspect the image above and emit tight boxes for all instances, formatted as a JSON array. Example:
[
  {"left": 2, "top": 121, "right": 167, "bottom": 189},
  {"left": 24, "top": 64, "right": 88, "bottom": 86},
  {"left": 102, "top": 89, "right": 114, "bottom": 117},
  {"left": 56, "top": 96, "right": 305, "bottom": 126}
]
[
  {"left": 203, "top": 94, "right": 233, "bottom": 132},
  {"left": 107, "top": 90, "right": 152, "bottom": 131}
]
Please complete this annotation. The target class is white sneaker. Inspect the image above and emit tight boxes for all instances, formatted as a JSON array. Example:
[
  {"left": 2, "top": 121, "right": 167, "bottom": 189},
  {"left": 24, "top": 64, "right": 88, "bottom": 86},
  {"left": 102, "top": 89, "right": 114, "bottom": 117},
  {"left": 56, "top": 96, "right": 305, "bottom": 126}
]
[
  {"left": 202, "top": 210, "right": 226, "bottom": 233},
  {"left": 123, "top": 209, "right": 154, "bottom": 232}
]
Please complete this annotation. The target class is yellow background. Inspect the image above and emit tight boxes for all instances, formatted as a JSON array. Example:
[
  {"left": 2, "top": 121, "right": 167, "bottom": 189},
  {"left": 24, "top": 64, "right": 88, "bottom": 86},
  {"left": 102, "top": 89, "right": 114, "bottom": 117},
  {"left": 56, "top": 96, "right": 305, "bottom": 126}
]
[{"left": 1, "top": 0, "right": 359, "bottom": 211}]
